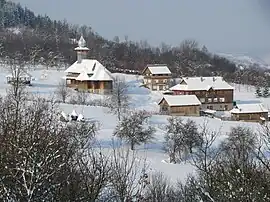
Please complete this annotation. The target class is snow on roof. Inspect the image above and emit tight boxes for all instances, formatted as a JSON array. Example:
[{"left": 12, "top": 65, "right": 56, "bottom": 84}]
[
  {"left": 146, "top": 65, "right": 171, "bottom": 74},
  {"left": 77, "top": 114, "right": 85, "bottom": 121},
  {"left": 74, "top": 47, "right": 90, "bottom": 51},
  {"left": 76, "top": 71, "right": 91, "bottom": 81},
  {"left": 65, "top": 59, "right": 113, "bottom": 81},
  {"left": 203, "top": 109, "right": 216, "bottom": 114},
  {"left": 169, "top": 77, "right": 233, "bottom": 91},
  {"left": 230, "top": 103, "right": 268, "bottom": 114},
  {"left": 78, "top": 35, "right": 86, "bottom": 48},
  {"left": 170, "top": 84, "right": 188, "bottom": 91},
  {"left": 61, "top": 111, "right": 67, "bottom": 118},
  {"left": 71, "top": 110, "right": 78, "bottom": 117},
  {"left": 89, "top": 65, "right": 114, "bottom": 81},
  {"left": 158, "top": 95, "right": 201, "bottom": 106}
]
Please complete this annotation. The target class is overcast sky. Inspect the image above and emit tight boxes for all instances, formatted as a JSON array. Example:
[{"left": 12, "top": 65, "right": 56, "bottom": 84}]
[{"left": 12, "top": 0, "right": 270, "bottom": 57}]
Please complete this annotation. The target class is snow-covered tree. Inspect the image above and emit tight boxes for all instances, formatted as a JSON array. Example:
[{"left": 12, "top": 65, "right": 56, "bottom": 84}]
[
  {"left": 109, "top": 77, "right": 130, "bottom": 121},
  {"left": 164, "top": 117, "right": 201, "bottom": 163},
  {"left": 55, "top": 80, "right": 70, "bottom": 103},
  {"left": 108, "top": 146, "right": 147, "bottom": 201},
  {"left": 113, "top": 110, "right": 155, "bottom": 150},
  {"left": 263, "top": 85, "right": 269, "bottom": 98},
  {"left": 144, "top": 172, "right": 176, "bottom": 201},
  {"left": 255, "top": 85, "right": 262, "bottom": 97},
  {"left": 0, "top": 91, "right": 99, "bottom": 201}
]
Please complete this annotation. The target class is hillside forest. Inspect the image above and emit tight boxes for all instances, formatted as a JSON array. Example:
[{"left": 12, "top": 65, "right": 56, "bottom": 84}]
[{"left": 0, "top": 0, "right": 270, "bottom": 87}]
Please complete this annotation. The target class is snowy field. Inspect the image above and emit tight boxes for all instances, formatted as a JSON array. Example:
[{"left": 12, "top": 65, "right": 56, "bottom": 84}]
[{"left": 0, "top": 68, "right": 268, "bottom": 183}]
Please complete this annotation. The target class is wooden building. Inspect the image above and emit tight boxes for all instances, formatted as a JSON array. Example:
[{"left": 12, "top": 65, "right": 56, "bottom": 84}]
[
  {"left": 64, "top": 36, "right": 113, "bottom": 94},
  {"left": 158, "top": 95, "right": 201, "bottom": 116},
  {"left": 170, "top": 77, "right": 234, "bottom": 111},
  {"left": 142, "top": 64, "right": 172, "bottom": 91},
  {"left": 230, "top": 103, "right": 268, "bottom": 123}
]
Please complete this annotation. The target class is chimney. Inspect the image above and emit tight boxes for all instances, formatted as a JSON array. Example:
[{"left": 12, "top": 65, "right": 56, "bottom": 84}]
[
  {"left": 200, "top": 77, "right": 204, "bottom": 82},
  {"left": 213, "top": 77, "right": 216, "bottom": 82}
]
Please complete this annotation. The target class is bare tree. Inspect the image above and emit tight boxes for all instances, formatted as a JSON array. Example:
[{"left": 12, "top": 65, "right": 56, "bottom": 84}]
[
  {"left": 108, "top": 77, "right": 130, "bottom": 121},
  {"left": 144, "top": 172, "right": 176, "bottom": 202},
  {"left": 113, "top": 110, "right": 155, "bottom": 150},
  {"left": 5, "top": 53, "right": 28, "bottom": 99},
  {"left": 77, "top": 90, "right": 89, "bottom": 105},
  {"left": 221, "top": 126, "right": 257, "bottom": 167},
  {"left": 164, "top": 117, "right": 201, "bottom": 163},
  {"left": 61, "top": 148, "right": 111, "bottom": 201},
  {"left": 29, "top": 44, "right": 43, "bottom": 68},
  {"left": 0, "top": 97, "right": 67, "bottom": 201},
  {"left": 55, "top": 80, "right": 70, "bottom": 103},
  {"left": 107, "top": 145, "right": 148, "bottom": 201},
  {"left": 179, "top": 39, "right": 199, "bottom": 52},
  {"left": 256, "top": 125, "right": 270, "bottom": 172},
  {"left": 70, "top": 90, "right": 89, "bottom": 105},
  {"left": 190, "top": 121, "right": 220, "bottom": 189},
  {"left": 0, "top": 89, "right": 99, "bottom": 201}
]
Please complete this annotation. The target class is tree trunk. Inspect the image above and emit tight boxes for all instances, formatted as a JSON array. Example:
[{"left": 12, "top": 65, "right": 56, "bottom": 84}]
[
  {"left": 131, "top": 141, "right": 135, "bottom": 150},
  {"left": 169, "top": 153, "right": 176, "bottom": 164}
]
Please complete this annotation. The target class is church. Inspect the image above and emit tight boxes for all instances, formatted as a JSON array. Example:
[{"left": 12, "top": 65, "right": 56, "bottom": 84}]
[{"left": 64, "top": 36, "right": 114, "bottom": 94}]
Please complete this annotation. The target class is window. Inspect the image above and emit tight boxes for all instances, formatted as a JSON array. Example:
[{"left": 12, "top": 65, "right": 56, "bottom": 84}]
[
  {"left": 148, "top": 79, "right": 151, "bottom": 83},
  {"left": 214, "top": 98, "right": 218, "bottom": 102},
  {"left": 144, "top": 79, "right": 147, "bottom": 84},
  {"left": 152, "top": 85, "right": 157, "bottom": 90},
  {"left": 66, "top": 80, "right": 71, "bottom": 85},
  {"left": 163, "top": 79, "right": 167, "bottom": 83},
  {"left": 200, "top": 98, "right": 205, "bottom": 103},
  {"left": 156, "top": 79, "right": 159, "bottom": 83},
  {"left": 219, "top": 97, "right": 225, "bottom": 102},
  {"left": 220, "top": 105, "right": 223, "bottom": 109},
  {"left": 224, "top": 105, "right": 228, "bottom": 110},
  {"left": 208, "top": 98, "right": 212, "bottom": 103}
]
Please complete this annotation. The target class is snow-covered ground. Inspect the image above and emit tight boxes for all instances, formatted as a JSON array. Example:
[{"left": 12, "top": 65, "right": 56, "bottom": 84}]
[{"left": 0, "top": 68, "right": 267, "bottom": 183}]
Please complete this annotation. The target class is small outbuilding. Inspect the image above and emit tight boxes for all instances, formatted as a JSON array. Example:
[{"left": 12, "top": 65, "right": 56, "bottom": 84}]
[
  {"left": 230, "top": 103, "right": 268, "bottom": 123},
  {"left": 158, "top": 95, "right": 201, "bottom": 116},
  {"left": 6, "top": 71, "right": 32, "bottom": 85}
]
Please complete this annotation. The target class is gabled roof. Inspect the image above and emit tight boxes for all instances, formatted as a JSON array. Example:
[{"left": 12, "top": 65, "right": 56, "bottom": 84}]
[
  {"left": 142, "top": 64, "right": 171, "bottom": 75},
  {"left": 158, "top": 95, "right": 201, "bottom": 106},
  {"left": 65, "top": 59, "right": 113, "bottom": 81},
  {"left": 169, "top": 77, "right": 233, "bottom": 91},
  {"left": 76, "top": 71, "right": 91, "bottom": 81},
  {"left": 230, "top": 103, "right": 268, "bottom": 114}
]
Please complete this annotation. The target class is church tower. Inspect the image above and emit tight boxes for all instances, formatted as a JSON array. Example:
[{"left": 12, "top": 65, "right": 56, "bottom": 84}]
[{"left": 74, "top": 35, "right": 89, "bottom": 63}]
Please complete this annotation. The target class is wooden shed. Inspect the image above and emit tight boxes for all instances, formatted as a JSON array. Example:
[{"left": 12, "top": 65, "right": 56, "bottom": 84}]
[
  {"left": 158, "top": 95, "right": 201, "bottom": 116},
  {"left": 230, "top": 103, "right": 268, "bottom": 123}
]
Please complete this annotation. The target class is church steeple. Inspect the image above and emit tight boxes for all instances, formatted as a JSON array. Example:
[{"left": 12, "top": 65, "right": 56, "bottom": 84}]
[
  {"left": 74, "top": 35, "right": 89, "bottom": 63},
  {"left": 78, "top": 35, "right": 86, "bottom": 48}
]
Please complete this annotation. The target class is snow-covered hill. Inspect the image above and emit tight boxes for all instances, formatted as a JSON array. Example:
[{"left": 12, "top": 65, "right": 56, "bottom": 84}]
[{"left": 218, "top": 53, "right": 270, "bottom": 70}]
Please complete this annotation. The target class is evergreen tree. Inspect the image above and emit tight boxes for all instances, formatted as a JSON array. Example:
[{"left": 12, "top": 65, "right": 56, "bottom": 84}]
[
  {"left": 255, "top": 86, "right": 262, "bottom": 97},
  {"left": 263, "top": 85, "right": 269, "bottom": 98}
]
